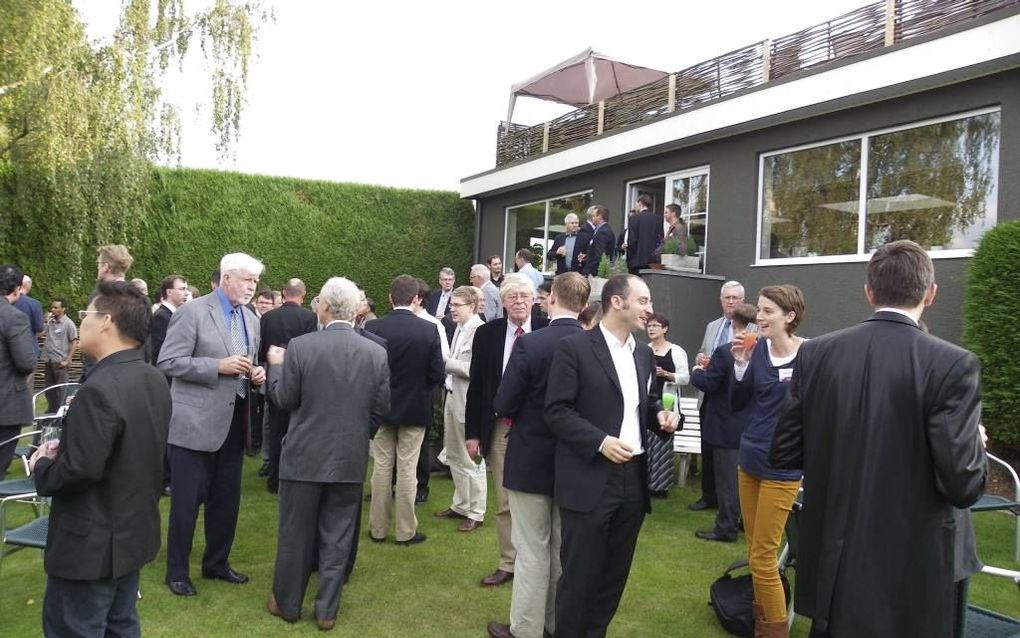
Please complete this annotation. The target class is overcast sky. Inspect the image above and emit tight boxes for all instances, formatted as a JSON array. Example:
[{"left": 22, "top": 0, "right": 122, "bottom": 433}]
[{"left": 75, "top": 0, "right": 866, "bottom": 191}]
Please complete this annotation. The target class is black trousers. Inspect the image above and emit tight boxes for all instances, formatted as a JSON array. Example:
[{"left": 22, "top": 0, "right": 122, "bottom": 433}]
[
  {"left": 166, "top": 399, "right": 245, "bottom": 581},
  {"left": 44, "top": 570, "right": 140, "bottom": 638},
  {"left": 43, "top": 361, "right": 69, "bottom": 413},
  {"left": 416, "top": 422, "right": 431, "bottom": 492},
  {"left": 556, "top": 460, "right": 646, "bottom": 638},
  {"left": 700, "top": 441, "right": 717, "bottom": 505},
  {"left": 273, "top": 480, "right": 361, "bottom": 622},
  {"left": 267, "top": 400, "right": 291, "bottom": 492},
  {"left": 0, "top": 423, "right": 22, "bottom": 480}
]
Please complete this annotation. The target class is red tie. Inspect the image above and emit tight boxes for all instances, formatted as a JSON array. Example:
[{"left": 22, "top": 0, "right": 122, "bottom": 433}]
[{"left": 503, "top": 325, "right": 525, "bottom": 429}]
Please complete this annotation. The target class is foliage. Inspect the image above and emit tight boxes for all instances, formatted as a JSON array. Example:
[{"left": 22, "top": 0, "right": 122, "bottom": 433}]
[
  {"left": 963, "top": 220, "right": 1020, "bottom": 449},
  {"left": 0, "top": 0, "right": 269, "bottom": 288},
  {"left": 597, "top": 254, "right": 611, "bottom": 278},
  {"left": 686, "top": 232, "right": 698, "bottom": 256},
  {"left": 661, "top": 237, "right": 681, "bottom": 255}
]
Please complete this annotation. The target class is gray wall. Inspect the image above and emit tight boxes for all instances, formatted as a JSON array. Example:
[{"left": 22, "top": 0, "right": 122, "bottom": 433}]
[{"left": 475, "top": 68, "right": 1020, "bottom": 350}]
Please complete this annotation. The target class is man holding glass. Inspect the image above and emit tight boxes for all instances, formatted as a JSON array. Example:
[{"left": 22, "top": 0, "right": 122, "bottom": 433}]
[{"left": 158, "top": 252, "right": 266, "bottom": 597}]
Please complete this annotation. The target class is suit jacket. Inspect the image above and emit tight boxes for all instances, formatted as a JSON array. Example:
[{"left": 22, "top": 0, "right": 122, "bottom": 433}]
[
  {"left": 625, "top": 209, "right": 662, "bottom": 269},
  {"left": 157, "top": 292, "right": 261, "bottom": 452},
  {"left": 697, "top": 316, "right": 727, "bottom": 409},
  {"left": 0, "top": 298, "right": 37, "bottom": 426},
  {"left": 259, "top": 301, "right": 318, "bottom": 363},
  {"left": 495, "top": 317, "right": 583, "bottom": 496},
  {"left": 34, "top": 348, "right": 171, "bottom": 580},
  {"left": 445, "top": 314, "right": 483, "bottom": 424},
  {"left": 480, "top": 281, "right": 502, "bottom": 322},
  {"left": 690, "top": 343, "right": 747, "bottom": 449},
  {"left": 579, "top": 222, "right": 616, "bottom": 276},
  {"left": 426, "top": 289, "right": 456, "bottom": 342},
  {"left": 770, "top": 312, "right": 986, "bottom": 637},
  {"left": 364, "top": 309, "right": 445, "bottom": 426},
  {"left": 149, "top": 304, "right": 173, "bottom": 367},
  {"left": 269, "top": 322, "right": 389, "bottom": 483},
  {"left": 465, "top": 315, "right": 548, "bottom": 456},
  {"left": 546, "top": 232, "right": 586, "bottom": 275},
  {"left": 545, "top": 327, "right": 673, "bottom": 513}
]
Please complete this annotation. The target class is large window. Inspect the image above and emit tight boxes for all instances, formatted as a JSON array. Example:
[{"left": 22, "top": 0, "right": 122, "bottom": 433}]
[
  {"left": 505, "top": 191, "right": 593, "bottom": 272},
  {"left": 758, "top": 109, "right": 1000, "bottom": 263}
]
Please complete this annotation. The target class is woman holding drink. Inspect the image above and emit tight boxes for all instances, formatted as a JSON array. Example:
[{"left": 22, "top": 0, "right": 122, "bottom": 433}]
[
  {"left": 645, "top": 313, "right": 689, "bottom": 497},
  {"left": 730, "top": 285, "right": 806, "bottom": 638}
]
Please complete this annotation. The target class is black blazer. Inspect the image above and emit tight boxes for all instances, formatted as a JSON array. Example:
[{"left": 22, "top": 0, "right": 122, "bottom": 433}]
[
  {"left": 579, "top": 223, "right": 616, "bottom": 276},
  {"left": 690, "top": 343, "right": 747, "bottom": 449},
  {"left": 259, "top": 301, "right": 318, "bottom": 364},
  {"left": 465, "top": 316, "right": 548, "bottom": 456},
  {"left": 365, "top": 309, "right": 445, "bottom": 426},
  {"left": 546, "top": 232, "right": 586, "bottom": 275},
  {"left": 770, "top": 312, "right": 986, "bottom": 637},
  {"left": 149, "top": 304, "right": 173, "bottom": 368},
  {"left": 494, "top": 318, "right": 583, "bottom": 496},
  {"left": 545, "top": 328, "right": 673, "bottom": 514},
  {"left": 425, "top": 289, "right": 456, "bottom": 342},
  {"left": 34, "top": 348, "right": 171, "bottom": 580},
  {"left": 626, "top": 209, "right": 663, "bottom": 269}
]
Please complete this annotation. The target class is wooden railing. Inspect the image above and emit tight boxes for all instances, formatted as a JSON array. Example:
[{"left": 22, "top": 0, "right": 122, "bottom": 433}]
[{"left": 495, "top": 0, "right": 1019, "bottom": 167}]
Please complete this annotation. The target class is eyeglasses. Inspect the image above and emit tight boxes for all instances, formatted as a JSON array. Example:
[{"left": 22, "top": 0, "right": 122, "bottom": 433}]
[
  {"left": 647, "top": 324, "right": 663, "bottom": 329},
  {"left": 505, "top": 293, "right": 533, "bottom": 302},
  {"left": 78, "top": 310, "right": 109, "bottom": 321},
  {"left": 449, "top": 302, "right": 471, "bottom": 308}
]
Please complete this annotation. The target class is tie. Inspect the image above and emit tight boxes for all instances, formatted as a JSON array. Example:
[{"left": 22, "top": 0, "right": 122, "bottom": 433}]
[
  {"left": 503, "top": 325, "right": 525, "bottom": 429},
  {"left": 714, "top": 318, "right": 731, "bottom": 351},
  {"left": 230, "top": 309, "right": 247, "bottom": 397}
]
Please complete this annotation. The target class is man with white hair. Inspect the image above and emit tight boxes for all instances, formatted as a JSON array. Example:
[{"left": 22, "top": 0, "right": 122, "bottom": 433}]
[
  {"left": 265, "top": 277, "right": 390, "bottom": 630},
  {"left": 159, "top": 252, "right": 267, "bottom": 597},
  {"left": 546, "top": 213, "right": 584, "bottom": 275},
  {"left": 470, "top": 264, "right": 502, "bottom": 321}
]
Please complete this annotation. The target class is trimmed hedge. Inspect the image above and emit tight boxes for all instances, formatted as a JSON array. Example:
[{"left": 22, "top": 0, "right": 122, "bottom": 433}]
[
  {"left": 5, "top": 167, "right": 475, "bottom": 314},
  {"left": 962, "top": 220, "right": 1020, "bottom": 449}
]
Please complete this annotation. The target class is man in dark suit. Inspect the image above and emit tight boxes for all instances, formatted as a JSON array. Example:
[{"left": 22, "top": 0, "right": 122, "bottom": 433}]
[
  {"left": 621, "top": 194, "right": 663, "bottom": 273},
  {"left": 771, "top": 240, "right": 987, "bottom": 638},
  {"left": 31, "top": 281, "right": 171, "bottom": 637},
  {"left": 260, "top": 278, "right": 318, "bottom": 493},
  {"left": 150, "top": 274, "right": 189, "bottom": 373},
  {"left": 265, "top": 277, "right": 389, "bottom": 631},
  {"left": 546, "top": 213, "right": 585, "bottom": 275},
  {"left": 486, "top": 272, "right": 589, "bottom": 638},
  {"left": 545, "top": 274, "right": 680, "bottom": 637},
  {"left": 577, "top": 205, "right": 616, "bottom": 277},
  {"left": 159, "top": 252, "right": 266, "bottom": 596},
  {"left": 365, "top": 275, "right": 445, "bottom": 545},
  {"left": 0, "top": 264, "right": 37, "bottom": 480},
  {"left": 466, "top": 274, "right": 549, "bottom": 587},
  {"left": 426, "top": 267, "right": 456, "bottom": 342}
]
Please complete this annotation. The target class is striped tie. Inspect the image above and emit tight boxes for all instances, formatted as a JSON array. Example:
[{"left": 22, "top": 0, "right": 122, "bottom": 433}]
[{"left": 230, "top": 309, "right": 247, "bottom": 398}]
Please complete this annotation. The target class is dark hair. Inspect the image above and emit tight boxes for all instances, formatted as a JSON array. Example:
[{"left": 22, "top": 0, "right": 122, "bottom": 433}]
[
  {"left": 210, "top": 269, "right": 221, "bottom": 286},
  {"left": 731, "top": 303, "right": 758, "bottom": 329},
  {"left": 257, "top": 290, "right": 275, "bottom": 302},
  {"left": 365, "top": 297, "right": 377, "bottom": 313},
  {"left": 515, "top": 248, "right": 533, "bottom": 262},
  {"left": 637, "top": 193, "right": 653, "bottom": 209},
  {"left": 759, "top": 284, "right": 805, "bottom": 334},
  {"left": 486, "top": 254, "right": 502, "bottom": 265},
  {"left": 578, "top": 301, "right": 603, "bottom": 328},
  {"left": 590, "top": 205, "right": 609, "bottom": 222},
  {"left": 159, "top": 275, "right": 186, "bottom": 299},
  {"left": 92, "top": 280, "right": 151, "bottom": 345},
  {"left": 665, "top": 203, "right": 683, "bottom": 216},
  {"left": 866, "top": 240, "right": 934, "bottom": 308},
  {"left": 537, "top": 281, "right": 552, "bottom": 294},
  {"left": 415, "top": 277, "right": 431, "bottom": 300},
  {"left": 0, "top": 264, "right": 24, "bottom": 296},
  {"left": 52, "top": 297, "right": 67, "bottom": 309},
  {"left": 551, "top": 272, "right": 590, "bottom": 313},
  {"left": 390, "top": 275, "right": 420, "bottom": 306},
  {"left": 647, "top": 312, "right": 670, "bottom": 330},
  {"left": 600, "top": 273, "right": 640, "bottom": 309}
]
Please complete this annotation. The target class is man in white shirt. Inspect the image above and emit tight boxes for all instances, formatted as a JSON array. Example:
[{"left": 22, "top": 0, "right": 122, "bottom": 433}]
[{"left": 514, "top": 248, "right": 545, "bottom": 290}]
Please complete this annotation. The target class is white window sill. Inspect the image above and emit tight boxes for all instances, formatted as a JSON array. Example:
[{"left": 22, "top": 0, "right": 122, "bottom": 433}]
[{"left": 751, "top": 248, "right": 974, "bottom": 267}]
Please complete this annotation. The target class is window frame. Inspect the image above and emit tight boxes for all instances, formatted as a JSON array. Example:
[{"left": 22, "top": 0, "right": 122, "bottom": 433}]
[{"left": 503, "top": 189, "right": 594, "bottom": 273}]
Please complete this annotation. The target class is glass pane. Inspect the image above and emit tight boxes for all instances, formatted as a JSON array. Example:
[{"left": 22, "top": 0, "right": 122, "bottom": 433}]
[
  {"left": 865, "top": 112, "right": 999, "bottom": 251},
  {"left": 505, "top": 203, "right": 546, "bottom": 270},
  {"left": 690, "top": 174, "right": 708, "bottom": 214},
  {"left": 548, "top": 193, "right": 593, "bottom": 272},
  {"left": 672, "top": 178, "right": 690, "bottom": 215},
  {"left": 761, "top": 140, "right": 861, "bottom": 259}
]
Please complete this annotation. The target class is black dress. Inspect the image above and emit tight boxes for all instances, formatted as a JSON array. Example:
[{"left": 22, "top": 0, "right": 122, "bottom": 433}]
[{"left": 646, "top": 350, "right": 676, "bottom": 495}]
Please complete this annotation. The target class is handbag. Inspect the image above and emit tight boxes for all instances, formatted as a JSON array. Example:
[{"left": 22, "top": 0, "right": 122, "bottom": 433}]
[{"left": 708, "top": 559, "right": 791, "bottom": 636}]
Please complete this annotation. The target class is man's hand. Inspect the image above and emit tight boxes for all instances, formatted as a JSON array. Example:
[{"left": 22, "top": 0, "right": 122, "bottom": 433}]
[
  {"left": 601, "top": 437, "right": 634, "bottom": 464},
  {"left": 59, "top": 359, "right": 69, "bottom": 369},
  {"left": 695, "top": 352, "right": 710, "bottom": 368},
  {"left": 577, "top": 253, "right": 586, "bottom": 263},
  {"left": 557, "top": 246, "right": 566, "bottom": 256},
  {"left": 658, "top": 410, "right": 680, "bottom": 434},
  {"left": 266, "top": 345, "right": 286, "bottom": 367},
  {"left": 979, "top": 424, "right": 988, "bottom": 449},
  {"left": 249, "top": 365, "right": 266, "bottom": 387},
  {"left": 29, "top": 440, "right": 59, "bottom": 473},
  {"left": 466, "top": 438, "right": 481, "bottom": 460},
  {"left": 218, "top": 355, "right": 252, "bottom": 376}
]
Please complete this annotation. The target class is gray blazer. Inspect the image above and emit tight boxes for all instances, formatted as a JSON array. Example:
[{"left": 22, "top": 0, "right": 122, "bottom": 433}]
[
  {"left": 0, "top": 299, "right": 37, "bottom": 426},
  {"left": 445, "top": 314, "right": 483, "bottom": 424},
  {"left": 481, "top": 281, "right": 502, "bottom": 321},
  {"left": 697, "top": 316, "right": 726, "bottom": 408},
  {"left": 158, "top": 292, "right": 260, "bottom": 452},
  {"left": 269, "top": 322, "right": 389, "bottom": 483}
]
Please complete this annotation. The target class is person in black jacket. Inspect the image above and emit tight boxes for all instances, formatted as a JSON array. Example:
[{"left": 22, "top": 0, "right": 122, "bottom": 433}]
[
  {"left": 31, "top": 281, "right": 171, "bottom": 637},
  {"left": 577, "top": 205, "right": 616, "bottom": 277},
  {"left": 621, "top": 194, "right": 663, "bottom": 274},
  {"left": 545, "top": 213, "right": 586, "bottom": 275},
  {"left": 149, "top": 275, "right": 189, "bottom": 374},
  {"left": 365, "top": 275, "right": 445, "bottom": 545}
]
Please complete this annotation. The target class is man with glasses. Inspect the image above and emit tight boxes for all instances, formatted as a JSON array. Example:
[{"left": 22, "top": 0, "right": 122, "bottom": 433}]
[
  {"left": 41, "top": 298, "right": 78, "bottom": 414},
  {"left": 465, "top": 275, "right": 549, "bottom": 587},
  {"left": 149, "top": 275, "right": 188, "bottom": 373}
]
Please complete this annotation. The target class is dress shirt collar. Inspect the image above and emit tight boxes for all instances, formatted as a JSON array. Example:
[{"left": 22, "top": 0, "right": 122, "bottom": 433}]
[
  {"left": 214, "top": 287, "right": 239, "bottom": 317},
  {"left": 324, "top": 319, "right": 353, "bottom": 329},
  {"left": 161, "top": 300, "right": 178, "bottom": 314},
  {"left": 874, "top": 307, "right": 920, "bottom": 325},
  {"left": 599, "top": 321, "right": 635, "bottom": 353}
]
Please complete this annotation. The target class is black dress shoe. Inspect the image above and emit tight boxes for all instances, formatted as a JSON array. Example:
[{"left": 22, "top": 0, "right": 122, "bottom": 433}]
[
  {"left": 687, "top": 499, "right": 716, "bottom": 511},
  {"left": 257, "top": 462, "right": 270, "bottom": 477},
  {"left": 166, "top": 578, "right": 197, "bottom": 596},
  {"left": 202, "top": 567, "right": 249, "bottom": 584},
  {"left": 695, "top": 530, "right": 737, "bottom": 543},
  {"left": 395, "top": 532, "right": 427, "bottom": 546},
  {"left": 415, "top": 487, "right": 429, "bottom": 504}
]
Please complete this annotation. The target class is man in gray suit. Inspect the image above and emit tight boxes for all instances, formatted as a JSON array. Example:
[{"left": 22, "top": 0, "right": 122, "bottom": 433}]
[
  {"left": 0, "top": 264, "right": 38, "bottom": 479},
  {"left": 470, "top": 264, "right": 502, "bottom": 321},
  {"left": 158, "top": 252, "right": 267, "bottom": 596},
  {"left": 690, "top": 280, "right": 744, "bottom": 512},
  {"left": 265, "top": 277, "right": 389, "bottom": 631}
]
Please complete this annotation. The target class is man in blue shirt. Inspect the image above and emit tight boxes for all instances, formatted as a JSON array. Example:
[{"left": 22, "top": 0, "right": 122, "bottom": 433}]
[{"left": 13, "top": 274, "right": 44, "bottom": 354}]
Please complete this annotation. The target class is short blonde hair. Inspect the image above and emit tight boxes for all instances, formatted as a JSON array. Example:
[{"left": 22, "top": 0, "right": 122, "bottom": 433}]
[
  {"left": 451, "top": 285, "right": 480, "bottom": 306},
  {"left": 98, "top": 245, "right": 134, "bottom": 276}
]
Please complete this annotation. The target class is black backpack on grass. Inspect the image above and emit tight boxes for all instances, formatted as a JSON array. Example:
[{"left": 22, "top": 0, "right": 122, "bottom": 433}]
[{"left": 708, "top": 559, "right": 791, "bottom": 636}]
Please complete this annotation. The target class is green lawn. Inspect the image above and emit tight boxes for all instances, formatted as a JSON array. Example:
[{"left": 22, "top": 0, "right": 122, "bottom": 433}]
[{"left": 2, "top": 456, "right": 1019, "bottom": 636}]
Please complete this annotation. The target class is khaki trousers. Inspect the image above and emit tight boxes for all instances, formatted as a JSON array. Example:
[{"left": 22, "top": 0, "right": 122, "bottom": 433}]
[
  {"left": 369, "top": 424, "right": 425, "bottom": 542},
  {"left": 443, "top": 400, "right": 487, "bottom": 521},
  {"left": 488, "top": 419, "right": 515, "bottom": 572},
  {"left": 508, "top": 489, "right": 561, "bottom": 638}
]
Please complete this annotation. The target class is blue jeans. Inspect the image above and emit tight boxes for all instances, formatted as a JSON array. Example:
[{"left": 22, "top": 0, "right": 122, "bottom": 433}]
[{"left": 44, "top": 570, "right": 141, "bottom": 637}]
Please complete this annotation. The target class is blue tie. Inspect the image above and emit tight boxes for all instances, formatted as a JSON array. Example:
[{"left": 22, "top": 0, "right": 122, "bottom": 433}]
[{"left": 714, "top": 319, "right": 731, "bottom": 351}]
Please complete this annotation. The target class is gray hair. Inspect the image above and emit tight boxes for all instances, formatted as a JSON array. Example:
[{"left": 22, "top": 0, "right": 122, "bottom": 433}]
[
  {"left": 317, "top": 277, "right": 362, "bottom": 322},
  {"left": 500, "top": 273, "right": 535, "bottom": 301},
  {"left": 470, "top": 264, "right": 490, "bottom": 279},
  {"left": 439, "top": 267, "right": 455, "bottom": 277},
  {"left": 721, "top": 281, "right": 744, "bottom": 297},
  {"left": 564, "top": 212, "right": 578, "bottom": 223},
  {"left": 220, "top": 252, "right": 265, "bottom": 277}
]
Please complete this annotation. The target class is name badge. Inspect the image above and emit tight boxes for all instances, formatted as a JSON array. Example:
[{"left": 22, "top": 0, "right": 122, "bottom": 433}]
[
  {"left": 53, "top": 328, "right": 64, "bottom": 335},
  {"left": 778, "top": 368, "right": 793, "bottom": 383}
]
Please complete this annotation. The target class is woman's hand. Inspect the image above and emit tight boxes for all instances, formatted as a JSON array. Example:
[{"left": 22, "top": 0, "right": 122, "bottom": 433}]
[{"left": 732, "top": 331, "right": 751, "bottom": 365}]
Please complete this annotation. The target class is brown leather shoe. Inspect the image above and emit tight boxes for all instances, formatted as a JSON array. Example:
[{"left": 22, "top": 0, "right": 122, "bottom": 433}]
[
  {"left": 480, "top": 569, "right": 514, "bottom": 587},
  {"left": 317, "top": 618, "right": 336, "bottom": 631},
  {"left": 434, "top": 507, "right": 468, "bottom": 519},
  {"left": 458, "top": 518, "right": 483, "bottom": 532},
  {"left": 487, "top": 621, "right": 514, "bottom": 638},
  {"left": 266, "top": 594, "right": 298, "bottom": 623}
]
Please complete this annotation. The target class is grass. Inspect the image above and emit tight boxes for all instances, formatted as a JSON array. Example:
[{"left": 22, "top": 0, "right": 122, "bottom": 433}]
[{"left": 2, "top": 454, "right": 1019, "bottom": 637}]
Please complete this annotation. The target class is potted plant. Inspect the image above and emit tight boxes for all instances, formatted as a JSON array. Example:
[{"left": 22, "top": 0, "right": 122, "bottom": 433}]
[{"left": 660, "top": 237, "right": 683, "bottom": 270}]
